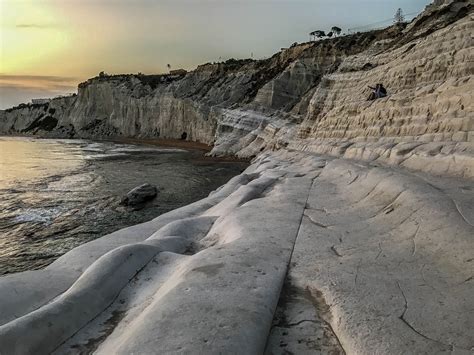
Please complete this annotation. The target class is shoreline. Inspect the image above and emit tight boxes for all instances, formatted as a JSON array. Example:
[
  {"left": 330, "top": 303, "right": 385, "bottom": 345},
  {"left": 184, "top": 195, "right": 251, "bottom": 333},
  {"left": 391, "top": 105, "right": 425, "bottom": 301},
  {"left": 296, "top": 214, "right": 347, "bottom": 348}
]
[
  {"left": 112, "top": 137, "right": 212, "bottom": 152},
  {"left": 113, "top": 137, "right": 250, "bottom": 163},
  {"left": 0, "top": 4, "right": 472, "bottom": 352},
  {"left": 0, "top": 134, "right": 250, "bottom": 163},
  {"left": 0, "top": 137, "right": 249, "bottom": 275},
  {"left": 1, "top": 149, "right": 472, "bottom": 353}
]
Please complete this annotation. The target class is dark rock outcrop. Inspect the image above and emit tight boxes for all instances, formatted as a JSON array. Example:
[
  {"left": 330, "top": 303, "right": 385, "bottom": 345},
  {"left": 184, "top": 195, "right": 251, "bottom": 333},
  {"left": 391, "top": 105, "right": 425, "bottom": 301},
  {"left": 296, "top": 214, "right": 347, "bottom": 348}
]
[{"left": 120, "top": 184, "right": 158, "bottom": 207}]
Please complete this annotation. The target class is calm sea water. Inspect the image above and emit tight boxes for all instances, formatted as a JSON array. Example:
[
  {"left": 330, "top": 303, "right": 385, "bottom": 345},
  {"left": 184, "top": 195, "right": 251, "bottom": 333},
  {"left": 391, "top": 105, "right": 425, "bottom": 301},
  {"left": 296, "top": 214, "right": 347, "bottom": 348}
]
[{"left": 0, "top": 137, "right": 248, "bottom": 275}]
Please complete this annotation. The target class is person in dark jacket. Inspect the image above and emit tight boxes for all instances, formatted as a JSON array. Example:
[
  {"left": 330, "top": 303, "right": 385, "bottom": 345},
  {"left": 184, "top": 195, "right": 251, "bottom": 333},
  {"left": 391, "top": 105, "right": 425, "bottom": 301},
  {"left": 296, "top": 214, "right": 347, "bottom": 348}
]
[{"left": 368, "top": 84, "right": 387, "bottom": 100}]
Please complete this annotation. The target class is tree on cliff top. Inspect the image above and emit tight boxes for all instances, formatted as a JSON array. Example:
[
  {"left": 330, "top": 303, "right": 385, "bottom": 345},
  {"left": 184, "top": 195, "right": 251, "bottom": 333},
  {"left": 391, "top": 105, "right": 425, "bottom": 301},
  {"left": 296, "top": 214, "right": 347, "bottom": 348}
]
[
  {"left": 331, "top": 26, "right": 342, "bottom": 36},
  {"left": 310, "top": 30, "right": 326, "bottom": 41},
  {"left": 394, "top": 8, "right": 405, "bottom": 24}
]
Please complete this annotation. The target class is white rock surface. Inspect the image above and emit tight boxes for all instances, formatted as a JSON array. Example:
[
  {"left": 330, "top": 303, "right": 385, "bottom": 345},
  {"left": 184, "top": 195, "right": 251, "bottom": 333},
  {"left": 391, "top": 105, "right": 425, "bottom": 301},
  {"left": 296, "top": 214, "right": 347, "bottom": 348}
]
[
  {"left": 0, "top": 150, "right": 472, "bottom": 354},
  {"left": 1, "top": 4, "right": 471, "bottom": 181},
  {"left": 0, "top": 2, "right": 473, "bottom": 354}
]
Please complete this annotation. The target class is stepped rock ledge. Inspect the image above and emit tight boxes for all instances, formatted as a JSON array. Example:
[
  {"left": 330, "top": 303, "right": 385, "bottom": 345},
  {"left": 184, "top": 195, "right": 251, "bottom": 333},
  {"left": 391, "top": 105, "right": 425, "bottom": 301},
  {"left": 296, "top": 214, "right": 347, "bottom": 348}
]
[{"left": 0, "top": 1, "right": 473, "bottom": 354}]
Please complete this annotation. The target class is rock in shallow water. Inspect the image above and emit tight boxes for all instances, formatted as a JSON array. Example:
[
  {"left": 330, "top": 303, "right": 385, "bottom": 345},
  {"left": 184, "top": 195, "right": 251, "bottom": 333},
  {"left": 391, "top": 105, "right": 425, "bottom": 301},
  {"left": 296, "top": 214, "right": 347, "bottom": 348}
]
[{"left": 120, "top": 183, "right": 158, "bottom": 206}]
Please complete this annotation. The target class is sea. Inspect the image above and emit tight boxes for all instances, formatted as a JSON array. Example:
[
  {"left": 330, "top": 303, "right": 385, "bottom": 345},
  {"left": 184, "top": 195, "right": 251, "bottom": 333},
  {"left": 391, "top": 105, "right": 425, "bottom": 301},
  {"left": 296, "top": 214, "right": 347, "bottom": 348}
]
[{"left": 0, "top": 136, "right": 248, "bottom": 275}]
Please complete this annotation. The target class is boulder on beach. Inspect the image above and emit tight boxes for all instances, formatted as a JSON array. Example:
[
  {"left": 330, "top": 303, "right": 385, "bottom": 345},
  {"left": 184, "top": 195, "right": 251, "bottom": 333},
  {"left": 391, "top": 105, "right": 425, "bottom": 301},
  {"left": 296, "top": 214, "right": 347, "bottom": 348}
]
[{"left": 120, "top": 183, "right": 158, "bottom": 206}]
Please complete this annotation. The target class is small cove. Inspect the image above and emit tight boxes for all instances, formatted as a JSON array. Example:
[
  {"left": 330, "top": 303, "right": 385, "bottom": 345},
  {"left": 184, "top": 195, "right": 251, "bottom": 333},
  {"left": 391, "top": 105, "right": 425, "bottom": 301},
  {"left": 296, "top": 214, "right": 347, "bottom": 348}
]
[{"left": 0, "top": 136, "right": 248, "bottom": 275}]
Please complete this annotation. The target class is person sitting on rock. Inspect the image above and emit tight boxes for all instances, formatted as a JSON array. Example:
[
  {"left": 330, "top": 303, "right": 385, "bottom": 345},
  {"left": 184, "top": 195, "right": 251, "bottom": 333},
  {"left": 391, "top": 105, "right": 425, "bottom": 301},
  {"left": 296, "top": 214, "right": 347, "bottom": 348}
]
[{"left": 367, "top": 83, "right": 387, "bottom": 100}]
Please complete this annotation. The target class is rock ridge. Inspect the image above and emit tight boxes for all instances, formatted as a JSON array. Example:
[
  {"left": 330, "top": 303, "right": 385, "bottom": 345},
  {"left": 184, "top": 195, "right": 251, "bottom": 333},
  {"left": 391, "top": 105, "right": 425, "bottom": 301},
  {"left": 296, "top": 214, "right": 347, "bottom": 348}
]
[
  {"left": 1, "top": 1, "right": 471, "bottom": 178},
  {"left": 0, "top": 150, "right": 472, "bottom": 354},
  {"left": 0, "top": 2, "right": 473, "bottom": 353}
]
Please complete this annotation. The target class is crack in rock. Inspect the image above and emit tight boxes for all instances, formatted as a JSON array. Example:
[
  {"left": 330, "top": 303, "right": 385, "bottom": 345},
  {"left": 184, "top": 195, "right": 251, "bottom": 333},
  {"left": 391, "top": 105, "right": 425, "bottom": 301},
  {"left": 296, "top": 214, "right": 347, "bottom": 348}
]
[
  {"left": 396, "top": 281, "right": 467, "bottom": 351},
  {"left": 375, "top": 242, "right": 383, "bottom": 260},
  {"left": 411, "top": 225, "right": 421, "bottom": 257},
  {"left": 303, "top": 212, "right": 329, "bottom": 228},
  {"left": 353, "top": 260, "right": 362, "bottom": 288},
  {"left": 331, "top": 245, "right": 343, "bottom": 257}
]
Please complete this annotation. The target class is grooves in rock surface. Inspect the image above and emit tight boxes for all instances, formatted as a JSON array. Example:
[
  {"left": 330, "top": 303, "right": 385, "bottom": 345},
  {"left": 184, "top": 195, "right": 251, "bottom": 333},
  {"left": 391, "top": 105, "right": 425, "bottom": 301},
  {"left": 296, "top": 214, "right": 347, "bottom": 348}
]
[
  {"left": 0, "top": 1, "right": 473, "bottom": 354},
  {"left": 0, "top": 150, "right": 473, "bottom": 354},
  {"left": 1, "top": 1, "right": 472, "bottom": 178}
]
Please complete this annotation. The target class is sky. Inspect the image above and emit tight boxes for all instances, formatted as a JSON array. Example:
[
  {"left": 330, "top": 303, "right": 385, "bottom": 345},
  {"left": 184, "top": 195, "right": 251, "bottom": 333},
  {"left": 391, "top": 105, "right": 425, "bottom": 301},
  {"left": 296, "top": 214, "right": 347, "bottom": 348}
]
[{"left": 0, "top": 0, "right": 432, "bottom": 109}]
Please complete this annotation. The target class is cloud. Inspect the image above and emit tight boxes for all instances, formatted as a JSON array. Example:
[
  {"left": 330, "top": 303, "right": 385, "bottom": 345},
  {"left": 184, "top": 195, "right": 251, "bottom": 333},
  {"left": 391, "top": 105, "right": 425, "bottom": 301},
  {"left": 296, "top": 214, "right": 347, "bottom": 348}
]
[
  {"left": 0, "top": 75, "right": 79, "bottom": 109},
  {"left": 0, "top": 74, "right": 78, "bottom": 83},
  {"left": 0, "top": 75, "right": 78, "bottom": 92},
  {"left": 15, "top": 23, "right": 59, "bottom": 29},
  {"left": 0, "top": 82, "right": 77, "bottom": 92}
]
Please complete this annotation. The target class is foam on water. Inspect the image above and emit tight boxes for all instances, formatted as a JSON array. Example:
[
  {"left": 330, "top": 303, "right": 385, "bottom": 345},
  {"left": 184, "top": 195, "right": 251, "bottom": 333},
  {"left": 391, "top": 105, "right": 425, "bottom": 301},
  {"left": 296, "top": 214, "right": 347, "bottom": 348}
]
[
  {"left": 0, "top": 137, "right": 248, "bottom": 275},
  {"left": 13, "top": 208, "right": 63, "bottom": 224}
]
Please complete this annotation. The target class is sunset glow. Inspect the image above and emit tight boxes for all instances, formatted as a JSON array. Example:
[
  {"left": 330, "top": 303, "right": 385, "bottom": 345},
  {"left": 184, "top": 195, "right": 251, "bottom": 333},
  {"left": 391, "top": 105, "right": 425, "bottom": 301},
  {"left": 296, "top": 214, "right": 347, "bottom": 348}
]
[
  {"left": 0, "top": 0, "right": 432, "bottom": 109},
  {"left": 0, "top": 1, "right": 69, "bottom": 74}
]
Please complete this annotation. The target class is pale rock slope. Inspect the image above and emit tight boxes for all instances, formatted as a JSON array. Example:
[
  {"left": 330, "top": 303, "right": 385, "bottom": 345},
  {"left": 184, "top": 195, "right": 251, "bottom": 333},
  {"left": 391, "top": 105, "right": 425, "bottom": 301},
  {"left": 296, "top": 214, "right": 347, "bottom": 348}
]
[
  {"left": 0, "top": 1, "right": 473, "bottom": 354},
  {"left": 0, "top": 151, "right": 472, "bottom": 354},
  {"left": 0, "top": 1, "right": 471, "bottom": 179},
  {"left": 219, "top": 6, "right": 474, "bottom": 178}
]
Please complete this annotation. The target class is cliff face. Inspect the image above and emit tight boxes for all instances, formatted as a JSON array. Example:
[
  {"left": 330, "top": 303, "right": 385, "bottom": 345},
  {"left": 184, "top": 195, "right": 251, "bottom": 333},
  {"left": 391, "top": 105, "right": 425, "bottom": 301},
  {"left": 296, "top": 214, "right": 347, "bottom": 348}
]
[
  {"left": 1, "top": 2, "right": 473, "bottom": 353},
  {"left": 287, "top": 10, "right": 473, "bottom": 178},
  {"left": 0, "top": 0, "right": 472, "bottom": 176}
]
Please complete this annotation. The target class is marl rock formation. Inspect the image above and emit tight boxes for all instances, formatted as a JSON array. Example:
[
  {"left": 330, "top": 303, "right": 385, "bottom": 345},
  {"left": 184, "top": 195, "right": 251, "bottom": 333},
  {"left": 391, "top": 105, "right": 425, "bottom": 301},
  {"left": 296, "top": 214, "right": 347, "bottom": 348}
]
[
  {"left": 0, "top": 1, "right": 473, "bottom": 354},
  {"left": 1, "top": 0, "right": 472, "bottom": 177}
]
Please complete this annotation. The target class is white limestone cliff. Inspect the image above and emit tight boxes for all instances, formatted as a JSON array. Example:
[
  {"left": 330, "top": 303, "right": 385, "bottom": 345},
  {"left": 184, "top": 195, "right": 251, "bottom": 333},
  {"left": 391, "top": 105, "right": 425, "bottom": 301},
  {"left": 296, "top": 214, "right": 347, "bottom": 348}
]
[
  {"left": 1, "top": 2, "right": 471, "bottom": 179},
  {"left": 0, "top": 1, "right": 473, "bottom": 354}
]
